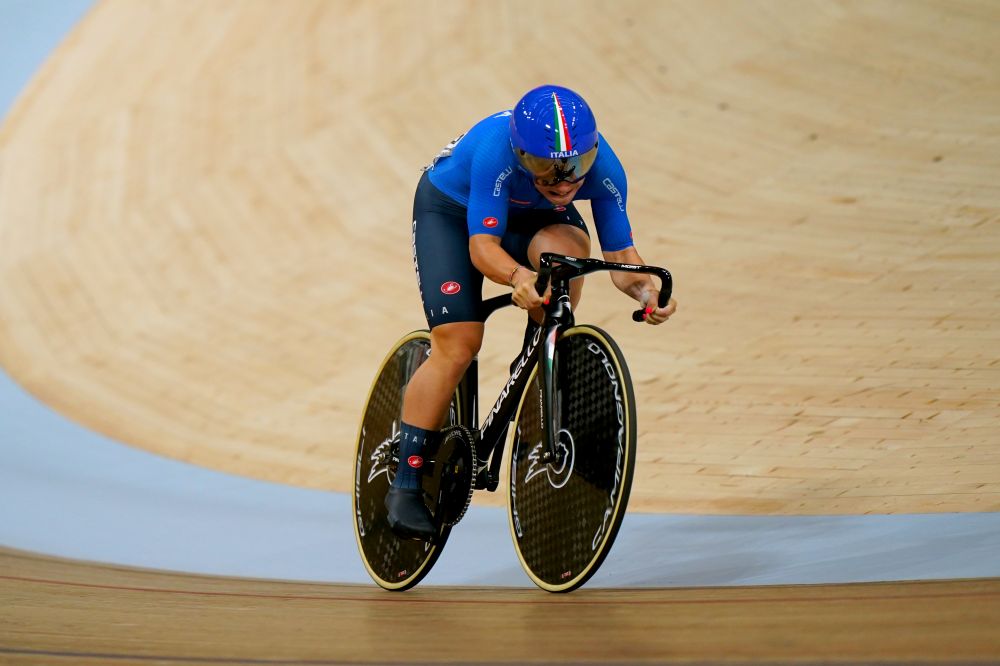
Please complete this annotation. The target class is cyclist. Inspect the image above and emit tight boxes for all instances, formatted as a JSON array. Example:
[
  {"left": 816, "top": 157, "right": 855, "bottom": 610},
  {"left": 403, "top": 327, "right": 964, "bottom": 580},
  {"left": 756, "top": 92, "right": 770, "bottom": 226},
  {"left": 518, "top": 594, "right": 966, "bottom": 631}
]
[{"left": 386, "top": 84, "right": 678, "bottom": 540}]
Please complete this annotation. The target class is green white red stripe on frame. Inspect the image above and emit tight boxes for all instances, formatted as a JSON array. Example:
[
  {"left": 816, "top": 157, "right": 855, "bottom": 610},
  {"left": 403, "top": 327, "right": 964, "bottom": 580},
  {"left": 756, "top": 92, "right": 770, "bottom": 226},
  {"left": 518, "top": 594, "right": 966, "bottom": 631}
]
[{"left": 551, "top": 92, "right": 572, "bottom": 153}]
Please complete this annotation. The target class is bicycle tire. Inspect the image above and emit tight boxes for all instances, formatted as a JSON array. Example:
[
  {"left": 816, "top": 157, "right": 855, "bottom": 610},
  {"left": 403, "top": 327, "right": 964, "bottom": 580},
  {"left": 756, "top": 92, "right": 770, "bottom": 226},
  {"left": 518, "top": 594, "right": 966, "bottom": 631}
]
[
  {"left": 507, "top": 325, "right": 637, "bottom": 592},
  {"left": 352, "top": 330, "right": 460, "bottom": 591}
]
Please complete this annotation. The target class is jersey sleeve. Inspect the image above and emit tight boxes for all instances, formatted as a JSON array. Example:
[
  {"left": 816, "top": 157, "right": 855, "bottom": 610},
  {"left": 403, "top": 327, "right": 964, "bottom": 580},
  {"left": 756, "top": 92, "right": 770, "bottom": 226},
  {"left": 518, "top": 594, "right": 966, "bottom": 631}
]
[
  {"left": 466, "top": 121, "right": 516, "bottom": 237},
  {"left": 588, "top": 138, "right": 635, "bottom": 252}
]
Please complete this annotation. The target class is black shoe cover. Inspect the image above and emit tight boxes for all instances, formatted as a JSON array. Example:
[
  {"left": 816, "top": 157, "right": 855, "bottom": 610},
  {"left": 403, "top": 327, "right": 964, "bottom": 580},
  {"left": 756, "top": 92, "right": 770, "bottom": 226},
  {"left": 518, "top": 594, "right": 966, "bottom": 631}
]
[{"left": 385, "top": 487, "right": 437, "bottom": 541}]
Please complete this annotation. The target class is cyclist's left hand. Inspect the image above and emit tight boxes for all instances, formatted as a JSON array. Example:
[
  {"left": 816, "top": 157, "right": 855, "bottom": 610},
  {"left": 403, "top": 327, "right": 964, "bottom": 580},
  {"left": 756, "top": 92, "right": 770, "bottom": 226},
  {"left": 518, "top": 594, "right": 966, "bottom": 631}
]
[{"left": 640, "top": 290, "right": 677, "bottom": 325}]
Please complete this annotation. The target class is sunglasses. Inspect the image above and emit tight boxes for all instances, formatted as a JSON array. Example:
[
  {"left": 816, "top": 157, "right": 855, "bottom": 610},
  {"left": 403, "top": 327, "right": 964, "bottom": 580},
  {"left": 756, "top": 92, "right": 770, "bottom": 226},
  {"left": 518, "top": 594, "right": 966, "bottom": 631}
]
[
  {"left": 516, "top": 143, "right": 598, "bottom": 187},
  {"left": 534, "top": 167, "right": 587, "bottom": 187}
]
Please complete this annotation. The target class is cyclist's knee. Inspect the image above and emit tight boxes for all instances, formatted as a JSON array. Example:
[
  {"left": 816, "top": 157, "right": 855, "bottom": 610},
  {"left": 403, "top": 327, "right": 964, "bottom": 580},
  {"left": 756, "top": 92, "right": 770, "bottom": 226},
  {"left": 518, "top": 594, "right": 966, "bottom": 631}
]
[
  {"left": 528, "top": 225, "right": 591, "bottom": 268},
  {"left": 430, "top": 322, "right": 483, "bottom": 370},
  {"left": 529, "top": 227, "right": 590, "bottom": 309}
]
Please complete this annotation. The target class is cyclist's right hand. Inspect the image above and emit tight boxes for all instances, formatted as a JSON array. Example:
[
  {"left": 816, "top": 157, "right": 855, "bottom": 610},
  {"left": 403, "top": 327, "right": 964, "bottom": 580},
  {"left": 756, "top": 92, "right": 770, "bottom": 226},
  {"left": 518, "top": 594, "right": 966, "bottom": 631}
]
[{"left": 511, "top": 266, "right": 545, "bottom": 310}]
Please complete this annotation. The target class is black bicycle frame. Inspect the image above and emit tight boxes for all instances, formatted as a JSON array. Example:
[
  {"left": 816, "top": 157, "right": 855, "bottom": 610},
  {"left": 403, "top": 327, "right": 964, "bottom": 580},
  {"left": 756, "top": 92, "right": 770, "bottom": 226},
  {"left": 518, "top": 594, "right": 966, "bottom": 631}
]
[{"left": 454, "top": 253, "right": 672, "bottom": 492}]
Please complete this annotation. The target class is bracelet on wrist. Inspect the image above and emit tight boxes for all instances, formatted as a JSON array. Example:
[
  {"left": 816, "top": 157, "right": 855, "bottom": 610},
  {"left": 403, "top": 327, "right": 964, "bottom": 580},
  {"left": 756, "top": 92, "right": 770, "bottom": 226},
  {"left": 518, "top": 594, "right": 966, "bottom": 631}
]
[{"left": 507, "top": 265, "right": 521, "bottom": 288}]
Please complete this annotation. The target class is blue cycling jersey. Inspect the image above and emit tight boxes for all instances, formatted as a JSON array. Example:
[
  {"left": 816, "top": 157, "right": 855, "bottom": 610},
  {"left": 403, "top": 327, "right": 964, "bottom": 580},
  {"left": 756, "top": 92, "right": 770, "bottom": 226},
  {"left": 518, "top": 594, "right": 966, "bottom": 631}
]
[{"left": 425, "top": 111, "right": 634, "bottom": 252}]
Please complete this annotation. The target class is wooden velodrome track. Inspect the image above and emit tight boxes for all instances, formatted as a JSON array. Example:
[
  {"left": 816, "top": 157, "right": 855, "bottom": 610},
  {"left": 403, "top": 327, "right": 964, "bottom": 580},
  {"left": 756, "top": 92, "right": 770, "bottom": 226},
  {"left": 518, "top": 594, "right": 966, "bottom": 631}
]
[{"left": 1, "top": 0, "right": 999, "bottom": 663}]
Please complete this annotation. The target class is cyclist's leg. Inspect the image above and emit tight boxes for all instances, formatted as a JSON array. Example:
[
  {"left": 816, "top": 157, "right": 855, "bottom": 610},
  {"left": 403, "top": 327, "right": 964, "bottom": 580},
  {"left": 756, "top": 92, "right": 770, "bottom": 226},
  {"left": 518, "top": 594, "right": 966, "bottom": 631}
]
[
  {"left": 387, "top": 172, "right": 484, "bottom": 540},
  {"left": 406, "top": 172, "right": 486, "bottom": 429},
  {"left": 400, "top": 321, "right": 482, "bottom": 432}
]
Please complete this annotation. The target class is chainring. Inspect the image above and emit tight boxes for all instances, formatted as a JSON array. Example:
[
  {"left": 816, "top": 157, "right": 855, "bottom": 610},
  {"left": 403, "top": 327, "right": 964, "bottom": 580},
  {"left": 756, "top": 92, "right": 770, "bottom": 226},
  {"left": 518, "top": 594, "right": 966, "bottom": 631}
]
[{"left": 427, "top": 425, "right": 477, "bottom": 527}]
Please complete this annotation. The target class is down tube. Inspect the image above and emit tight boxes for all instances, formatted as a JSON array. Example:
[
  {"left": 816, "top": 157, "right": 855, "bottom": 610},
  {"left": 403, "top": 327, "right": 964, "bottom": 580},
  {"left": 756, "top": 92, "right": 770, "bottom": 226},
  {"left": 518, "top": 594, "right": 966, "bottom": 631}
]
[{"left": 481, "top": 342, "right": 542, "bottom": 485}]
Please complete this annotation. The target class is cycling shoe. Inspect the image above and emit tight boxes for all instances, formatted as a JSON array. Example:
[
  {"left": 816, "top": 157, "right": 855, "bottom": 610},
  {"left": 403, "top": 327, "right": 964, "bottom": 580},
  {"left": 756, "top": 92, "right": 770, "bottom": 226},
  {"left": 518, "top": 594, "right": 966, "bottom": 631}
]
[{"left": 385, "top": 487, "right": 437, "bottom": 541}]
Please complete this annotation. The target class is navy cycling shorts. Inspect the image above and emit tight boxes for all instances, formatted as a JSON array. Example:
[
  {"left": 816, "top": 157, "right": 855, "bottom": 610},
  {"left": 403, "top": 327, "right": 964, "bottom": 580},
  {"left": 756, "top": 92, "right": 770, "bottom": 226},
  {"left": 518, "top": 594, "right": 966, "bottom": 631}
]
[{"left": 412, "top": 170, "right": 589, "bottom": 329}]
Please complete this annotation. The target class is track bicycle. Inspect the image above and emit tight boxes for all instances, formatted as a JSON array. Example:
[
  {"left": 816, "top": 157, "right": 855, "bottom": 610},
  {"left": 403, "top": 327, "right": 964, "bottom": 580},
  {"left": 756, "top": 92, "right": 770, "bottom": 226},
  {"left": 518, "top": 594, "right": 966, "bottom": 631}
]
[{"left": 352, "top": 252, "right": 672, "bottom": 592}]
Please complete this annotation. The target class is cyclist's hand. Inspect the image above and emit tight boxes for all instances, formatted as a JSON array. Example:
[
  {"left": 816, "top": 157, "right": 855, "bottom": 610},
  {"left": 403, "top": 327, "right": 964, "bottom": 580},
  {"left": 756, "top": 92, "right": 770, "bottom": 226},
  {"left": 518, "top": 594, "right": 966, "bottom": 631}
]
[
  {"left": 640, "top": 290, "right": 677, "bottom": 325},
  {"left": 511, "top": 266, "right": 544, "bottom": 310}
]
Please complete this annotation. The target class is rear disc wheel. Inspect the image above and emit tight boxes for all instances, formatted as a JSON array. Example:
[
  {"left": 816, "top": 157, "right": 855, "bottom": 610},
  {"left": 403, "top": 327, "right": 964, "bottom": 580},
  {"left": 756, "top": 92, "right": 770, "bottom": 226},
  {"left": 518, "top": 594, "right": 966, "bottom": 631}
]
[{"left": 352, "top": 330, "right": 460, "bottom": 591}]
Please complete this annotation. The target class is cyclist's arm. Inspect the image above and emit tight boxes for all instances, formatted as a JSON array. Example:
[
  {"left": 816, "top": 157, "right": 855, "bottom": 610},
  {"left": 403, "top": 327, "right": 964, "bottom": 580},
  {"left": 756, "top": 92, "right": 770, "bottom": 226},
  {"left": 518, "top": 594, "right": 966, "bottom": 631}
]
[
  {"left": 603, "top": 245, "right": 677, "bottom": 324},
  {"left": 470, "top": 234, "right": 521, "bottom": 286},
  {"left": 588, "top": 140, "right": 675, "bottom": 323},
  {"left": 464, "top": 131, "right": 542, "bottom": 309},
  {"left": 603, "top": 246, "right": 655, "bottom": 299},
  {"left": 470, "top": 235, "right": 543, "bottom": 310}
]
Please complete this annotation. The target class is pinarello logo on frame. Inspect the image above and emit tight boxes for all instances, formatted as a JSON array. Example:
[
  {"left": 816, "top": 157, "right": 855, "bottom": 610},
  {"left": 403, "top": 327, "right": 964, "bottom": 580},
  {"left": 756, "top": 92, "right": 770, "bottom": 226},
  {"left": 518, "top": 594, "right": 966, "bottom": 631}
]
[
  {"left": 407, "top": 455, "right": 423, "bottom": 469},
  {"left": 482, "top": 216, "right": 499, "bottom": 228},
  {"left": 441, "top": 281, "right": 461, "bottom": 295}
]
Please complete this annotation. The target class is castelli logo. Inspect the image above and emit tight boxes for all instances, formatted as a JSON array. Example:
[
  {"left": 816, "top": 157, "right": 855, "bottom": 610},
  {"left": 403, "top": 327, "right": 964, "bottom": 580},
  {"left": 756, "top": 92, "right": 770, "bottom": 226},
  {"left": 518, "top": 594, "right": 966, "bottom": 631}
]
[
  {"left": 441, "top": 281, "right": 461, "bottom": 295},
  {"left": 407, "top": 455, "right": 423, "bottom": 469},
  {"left": 483, "top": 216, "right": 499, "bottom": 228},
  {"left": 554, "top": 206, "right": 566, "bottom": 212}
]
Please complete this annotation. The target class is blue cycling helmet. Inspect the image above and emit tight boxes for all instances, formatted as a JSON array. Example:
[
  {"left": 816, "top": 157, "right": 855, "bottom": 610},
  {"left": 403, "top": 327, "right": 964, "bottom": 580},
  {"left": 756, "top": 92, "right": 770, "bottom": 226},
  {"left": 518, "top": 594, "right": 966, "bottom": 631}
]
[{"left": 510, "top": 85, "right": 599, "bottom": 185}]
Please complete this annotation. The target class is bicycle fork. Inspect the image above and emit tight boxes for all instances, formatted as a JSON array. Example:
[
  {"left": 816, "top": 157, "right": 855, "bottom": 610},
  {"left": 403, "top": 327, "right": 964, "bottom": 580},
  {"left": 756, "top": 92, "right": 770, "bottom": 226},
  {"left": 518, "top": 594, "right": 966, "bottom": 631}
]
[{"left": 538, "top": 289, "right": 574, "bottom": 467}]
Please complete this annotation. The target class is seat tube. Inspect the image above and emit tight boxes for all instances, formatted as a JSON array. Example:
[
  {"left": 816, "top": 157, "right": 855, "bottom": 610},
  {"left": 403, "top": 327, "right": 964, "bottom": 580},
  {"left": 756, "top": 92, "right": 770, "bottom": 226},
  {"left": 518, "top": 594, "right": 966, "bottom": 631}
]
[{"left": 457, "top": 357, "right": 478, "bottom": 428}]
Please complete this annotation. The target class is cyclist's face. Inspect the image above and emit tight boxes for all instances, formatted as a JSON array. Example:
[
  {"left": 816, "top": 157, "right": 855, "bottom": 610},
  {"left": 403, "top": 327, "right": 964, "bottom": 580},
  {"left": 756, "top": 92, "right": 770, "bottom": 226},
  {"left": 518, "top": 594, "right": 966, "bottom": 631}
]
[{"left": 534, "top": 176, "right": 584, "bottom": 206}]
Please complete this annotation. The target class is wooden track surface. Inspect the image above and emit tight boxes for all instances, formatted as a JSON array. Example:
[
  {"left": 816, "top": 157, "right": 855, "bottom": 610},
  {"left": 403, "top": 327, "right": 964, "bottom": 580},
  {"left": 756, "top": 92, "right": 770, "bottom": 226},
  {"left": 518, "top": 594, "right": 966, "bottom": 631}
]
[
  {"left": 1, "top": 1, "right": 999, "bottom": 517},
  {"left": 2, "top": 547, "right": 998, "bottom": 665},
  {"left": 2, "top": 4, "right": 1000, "bottom": 662}
]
